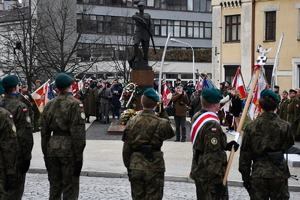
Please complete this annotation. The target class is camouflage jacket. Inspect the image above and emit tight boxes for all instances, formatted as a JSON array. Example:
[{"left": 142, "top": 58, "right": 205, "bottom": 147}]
[
  {"left": 239, "top": 112, "right": 294, "bottom": 182},
  {"left": 41, "top": 92, "right": 86, "bottom": 161},
  {"left": 122, "top": 110, "right": 175, "bottom": 172},
  {"left": 0, "top": 106, "right": 18, "bottom": 175},
  {"left": 278, "top": 98, "right": 289, "bottom": 121},
  {"left": 1, "top": 94, "right": 33, "bottom": 160},
  {"left": 191, "top": 109, "right": 227, "bottom": 184}
]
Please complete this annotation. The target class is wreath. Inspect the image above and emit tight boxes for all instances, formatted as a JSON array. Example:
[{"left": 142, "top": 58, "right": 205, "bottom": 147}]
[{"left": 119, "top": 82, "right": 141, "bottom": 110}]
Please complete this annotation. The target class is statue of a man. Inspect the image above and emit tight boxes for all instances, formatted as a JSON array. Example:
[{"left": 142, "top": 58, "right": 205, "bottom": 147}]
[{"left": 132, "top": 2, "right": 154, "bottom": 64}]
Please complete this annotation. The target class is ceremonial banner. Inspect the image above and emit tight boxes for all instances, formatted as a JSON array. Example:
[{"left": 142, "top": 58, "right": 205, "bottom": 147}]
[
  {"left": 232, "top": 67, "right": 246, "bottom": 99},
  {"left": 195, "top": 75, "right": 203, "bottom": 90},
  {"left": 162, "top": 82, "right": 172, "bottom": 106},
  {"left": 31, "top": 81, "right": 49, "bottom": 113}
]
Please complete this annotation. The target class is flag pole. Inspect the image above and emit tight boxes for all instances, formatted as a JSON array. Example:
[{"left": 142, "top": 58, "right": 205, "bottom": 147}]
[{"left": 222, "top": 65, "right": 261, "bottom": 185}]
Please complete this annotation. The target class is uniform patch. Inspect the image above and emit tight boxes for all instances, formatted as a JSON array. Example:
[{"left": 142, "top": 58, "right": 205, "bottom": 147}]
[
  {"left": 211, "top": 128, "right": 217, "bottom": 132},
  {"left": 26, "top": 116, "right": 31, "bottom": 123},
  {"left": 211, "top": 138, "right": 218, "bottom": 145},
  {"left": 9, "top": 115, "right": 13, "bottom": 119},
  {"left": 80, "top": 112, "right": 85, "bottom": 119},
  {"left": 23, "top": 108, "right": 28, "bottom": 112},
  {"left": 12, "top": 125, "right": 16, "bottom": 133},
  {"left": 79, "top": 104, "right": 84, "bottom": 108}
]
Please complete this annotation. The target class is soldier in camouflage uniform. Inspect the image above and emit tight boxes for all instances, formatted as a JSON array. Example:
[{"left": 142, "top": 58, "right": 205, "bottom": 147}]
[
  {"left": 18, "top": 83, "right": 35, "bottom": 131},
  {"left": 239, "top": 89, "right": 294, "bottom": 200},
  {"left": 122, "top": 88, "right": 175, "bottom": 200},
  {"left": 278, "top": 90, "right": 289, "bottom": 121},
  {"left": 0, "top": 75, "right": 33, "bottom": 200},
  {"left": 0, "top": 81, "right": 18, "bottom": 200},
  {"left": 190, "top": 88, "right": 239, "bottom": 200},
  {"left": 286, "top": 89, "right": 300, "bottom": 141},
  {"left": 41, "top": 73, "right": 86, "bottom": 200}
]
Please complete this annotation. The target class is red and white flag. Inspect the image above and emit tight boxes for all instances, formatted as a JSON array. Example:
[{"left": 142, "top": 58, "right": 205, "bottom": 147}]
[
  {"left": 232, "top": 67, "right": 246, "bottom": 99},
  {"left": 31, "top": 81, "right": 49, "bottom": 113},
  {"left": 248, "top": 67, "right": 269, "bottom": 120},
  {"left": 72, "top": 80, "right": 80, "bottom": 99},
  {"left": 162, "top": 82, "right": 172, "bottom": 106}
]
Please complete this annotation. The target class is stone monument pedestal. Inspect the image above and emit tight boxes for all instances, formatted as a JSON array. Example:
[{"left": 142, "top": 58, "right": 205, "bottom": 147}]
[{"left": 131, "top": 64, "right": 154, "bottom": 110}]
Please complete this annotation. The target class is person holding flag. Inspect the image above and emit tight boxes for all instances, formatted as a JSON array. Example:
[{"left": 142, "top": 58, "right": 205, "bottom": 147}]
[{"left": 190, "top": 88, "right": 239, "bottom": 200}]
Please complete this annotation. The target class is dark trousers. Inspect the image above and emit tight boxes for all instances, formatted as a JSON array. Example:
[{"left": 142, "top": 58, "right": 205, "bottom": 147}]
[
  {"left": 47, "top": 157, "right": 79, "bottom": 200},
  {"left": 174, "top": 116, "right": 186, "bottom": 140},
  {"left": 130, "top": 170, "right": 164, "bottom": 200},
  {"left": 7, "top": 159, "right": 26, "bottom": 200}
]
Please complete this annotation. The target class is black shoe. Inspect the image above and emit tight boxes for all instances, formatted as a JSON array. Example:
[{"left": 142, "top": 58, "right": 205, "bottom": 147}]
[
  {"left": 86, "top": 120, "right": 90, "bottom": 123},
  {"left": 174, "top": 139, "right": 180, "bottom": 142},
  {"left": 181, "top": 139, "right": 186, "bottom": 142},
  {"left": 34, "top": 128, "right": 40, "bottom": 132}
]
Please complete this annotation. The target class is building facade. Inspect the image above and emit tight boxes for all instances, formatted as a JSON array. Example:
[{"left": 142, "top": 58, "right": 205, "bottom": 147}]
[{"left": 212, "top": 0, "right": 300, "bottom": 91}]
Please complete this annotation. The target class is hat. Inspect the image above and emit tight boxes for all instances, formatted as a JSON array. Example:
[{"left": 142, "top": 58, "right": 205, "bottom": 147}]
[
  {"left": 176, "top": 78, "right": 181, "bottom": 81},
  {"left": 202, "top": 88, "right": 223, "bottom": 103},
  {"left": 2, "top": 75, "right": 19, "bottom": 88},
  {"left": 91, "top": 77, "right": 97, "bottom": 80},
  {"left": 166, "top": 81, "right": 171, "bottom": 84},
  {"left": 220, "top": 82, "right": 225, "bottom": 85},
  {"left": 106, "top": 82, "right": 111, "bottom": 87},
  {"left": 55, "top": 73, "right": 72, "bottom": 88},
  {"left": 282, "top": 90, "right": 288, "bottom": 94},
  {"left": 274, "top": 85, "right": 280, "bottom": 89},
  {"left": 0, "top": 81, "right": 4, "bottom": 95},
  {"left": 154, "top": 79, "right": 159, "bottom": 82},
  {"left": 188, "top": 80, "right": 193, "bottom": 83},
  {"left": 138, "top": 2, "right": 145, "bottom": 6},
  {"left": 143, "top": 88, "right": 159, "bottom": 102},
  {"left": 289, "top": 89, "right": 297, "bottom": 94},
  {"left": 260, "top": 89, "right": 280, "bottom": 102},
  {"left": 225, "top": 81, "right": 231, "bottom": 85}
]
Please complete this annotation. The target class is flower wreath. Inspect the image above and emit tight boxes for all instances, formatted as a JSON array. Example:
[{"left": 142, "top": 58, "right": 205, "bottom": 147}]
[{"left": 119, "top": 82, "right": 141, "bottom": 110}]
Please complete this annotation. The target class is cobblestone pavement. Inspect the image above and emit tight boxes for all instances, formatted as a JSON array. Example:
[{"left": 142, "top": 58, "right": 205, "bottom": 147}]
[{"left": 23, "top": 173, "right": 300, "bottom": 200}]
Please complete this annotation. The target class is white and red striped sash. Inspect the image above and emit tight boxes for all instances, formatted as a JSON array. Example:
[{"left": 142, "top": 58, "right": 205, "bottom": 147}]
[{"left": 190, "top": 111, "right": 219, "bottom": 145}]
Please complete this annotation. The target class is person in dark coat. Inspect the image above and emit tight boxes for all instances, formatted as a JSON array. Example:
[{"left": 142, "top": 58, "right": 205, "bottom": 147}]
[
  {"left": 229, "top": 89, "right": 242, "bottom": 132},
  {"left": 98, "top": 82, "right": 113, "bottom": 124},
  {"left": 110, "top": 80, "right": 123, "bottom": 120}
]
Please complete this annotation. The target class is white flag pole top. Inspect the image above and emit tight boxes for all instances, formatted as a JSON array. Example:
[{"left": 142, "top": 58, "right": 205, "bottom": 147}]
[
  {"left": 158, "top": 32, "right": 172, "bottom": 96},
  {"left": 271, "top": 32, "right": 284, "bottom": 90},
  {"left": 222, "top": 45, "right": 272, "bottom": 187}
]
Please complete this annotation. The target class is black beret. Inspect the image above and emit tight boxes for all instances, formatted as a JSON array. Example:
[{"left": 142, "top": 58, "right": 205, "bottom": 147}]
[
  {"left": 143, "top": 88, "right": 159, "bottom": 102},
  {"left": 274, "top": 85, "right": 280, "bottom": 89},
  {"left": 202, "top": 88, "right": 223, "bottom": 103},
  {"left": 260, "top": 89, "right": 280, "bottom": 102},
  {"left": 2, "top": 75, "right": 18, "bottom": 88},
  {"left": 177, "top": 78, "right": 181, "bottom": 81},
  {"left": 55, "top": 73, "right": 72, "bottom": 88}
]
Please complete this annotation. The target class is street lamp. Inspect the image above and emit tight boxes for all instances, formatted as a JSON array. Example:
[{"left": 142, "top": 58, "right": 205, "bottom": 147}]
[{"left": 170, "top": 38, "right": 195, "bottom": 86}]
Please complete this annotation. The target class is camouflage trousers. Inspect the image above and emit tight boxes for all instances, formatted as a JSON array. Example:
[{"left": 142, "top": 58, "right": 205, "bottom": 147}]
[
  {"left": 194, "top": 177, "right": 228, "bottom": 200},
  {"left": 250, "top": 178, "right": 289, "bottom": 200},
  {"left": 6, "top": 160, "right": 26, "bottom": 200},
  {"left": 47, "top": 157, "right": 79, "bottom": 200},
  {"left": 129, "top": 169, "right": 164, "bottom": 200},
  {"left": 0, "top": 168, "right": 7, "bottom": 200}
]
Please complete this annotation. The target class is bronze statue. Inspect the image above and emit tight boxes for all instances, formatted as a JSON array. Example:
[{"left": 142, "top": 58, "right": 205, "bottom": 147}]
[{"left": 132, "top": 2, "right": 155, "bottom": 65}]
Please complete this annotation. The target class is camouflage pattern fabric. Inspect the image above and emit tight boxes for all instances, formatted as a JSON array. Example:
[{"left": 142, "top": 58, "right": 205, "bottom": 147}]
[
  {"left": 122, "top": 110, "right": 175, "bottom": 199},
  {"left": 286, "top": 96, "right": 300, "bottom": 140},
  {"left": 278, "top": 98, "right": 289, "bottom": 121},
  {"left": 239, "top": 112, "right": 294, "bottom": 199},
  {"left": 191, "top": 109, "right": 228, "bottom": 200},
  {"left": 41, "top": 92, "right": 86, "bottom": 199},
  {"left": 18, "top": 93, "right": 35, "bottom": 128},
  {"left": 1, "top": 94, "right": 33, "bottom": 200},
  {"left": 0, "top": 107, "right": 18, "bottom": 199},
  {"left": 251, "top": 178, "right": 289, "bottom": 199}
]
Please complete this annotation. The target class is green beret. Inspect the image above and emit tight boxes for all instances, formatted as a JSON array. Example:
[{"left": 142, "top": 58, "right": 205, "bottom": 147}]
[
  {"left": 274, "top": 85, "right": 279, "bottom": 89},
  {"left": 225, "top": 81, "right": 231, "bottom": 85},
  {"left": 220, "top": 82, "right": 225, "bottom": 85},
  {"left": 0, "top": 81, "right": 4, "bottom": 95},
  {"left": 2, "top": 75, "right": 19, "bottom": 88},
  {"left": 202, "top": 88, "right": 223, "bottom": 103},
  {"left": 55, "top": 73, "right": 72, "bottom": 88},
  {"left": 143, "top": 88, "right": 159, "bottom": 102},
  {"left": 260, "top": 89, "right": 280, "bottom": 102}
]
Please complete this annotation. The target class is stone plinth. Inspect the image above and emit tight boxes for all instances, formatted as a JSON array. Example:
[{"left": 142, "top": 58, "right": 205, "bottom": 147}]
[
  {"left": 107, "top": 119, "right": 125, "bottom": 135},
  {"left": 131, "top": 70, "right": 154, "bottom": 110}
]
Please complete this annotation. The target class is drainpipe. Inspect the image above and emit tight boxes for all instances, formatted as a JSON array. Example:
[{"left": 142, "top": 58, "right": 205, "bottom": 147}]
[{"left": 251, "top": 0, "right": 255, "bottom": 68}]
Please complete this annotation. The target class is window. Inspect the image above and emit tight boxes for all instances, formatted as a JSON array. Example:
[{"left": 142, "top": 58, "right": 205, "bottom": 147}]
[
  {"left": 265, "top": 11, "right": 276, "bottom": 41},
  {"left": 224, "top": 65, "right": 238, "bottom": 83},
  {"left": 225, "top": 15, "right": 241, "bottom": 42},
  {"left": 264, "top": 65, "right": 273, "bottom": 85}
]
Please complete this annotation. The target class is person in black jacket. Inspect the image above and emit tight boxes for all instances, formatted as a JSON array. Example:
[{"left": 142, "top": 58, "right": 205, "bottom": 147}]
[{"left": 230, "top": 89, "right": 242, "bottom": 132}]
